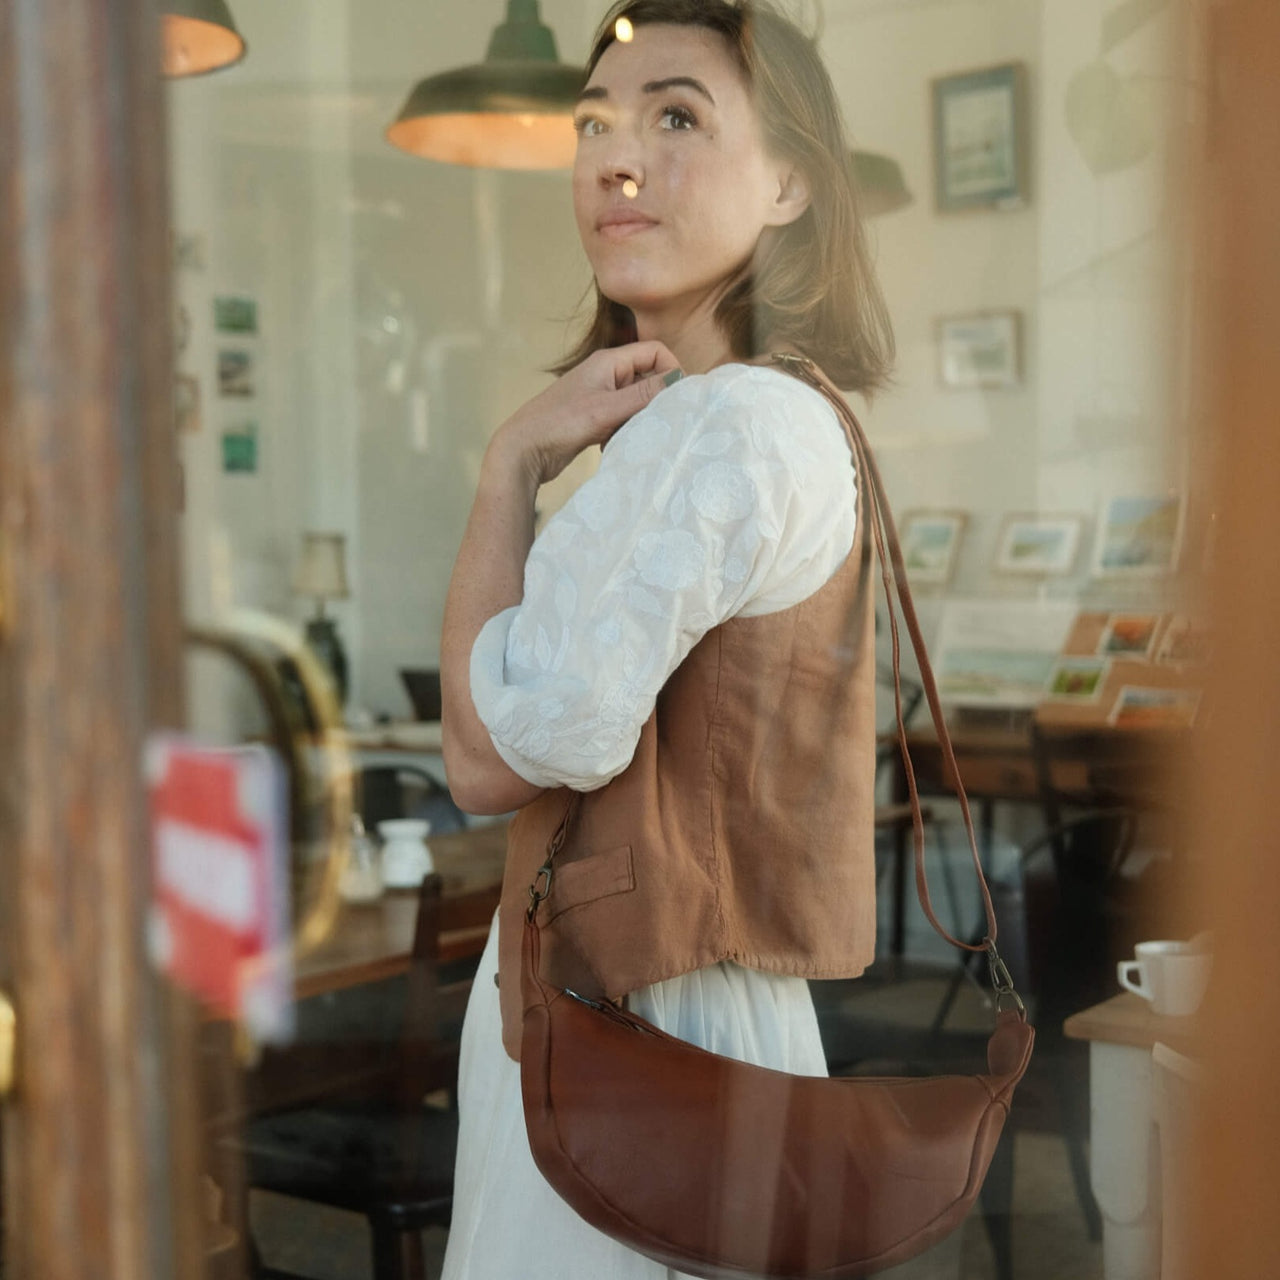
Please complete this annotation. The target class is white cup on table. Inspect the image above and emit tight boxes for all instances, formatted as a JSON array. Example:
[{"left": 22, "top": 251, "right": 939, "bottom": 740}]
[{"left": 1117, "top": 939, "right": 1212, "bottom": 1017}]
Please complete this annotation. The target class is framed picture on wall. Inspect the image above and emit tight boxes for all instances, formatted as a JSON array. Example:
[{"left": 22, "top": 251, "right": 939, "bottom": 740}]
[
  {"left": 993, "top": 513, "right": 1083, "bottom": 575},
  {"left": 936, "top": 311, "right": 1021, "bottom": 388},
  {"left": 217, "top": 349, "right": 254, "bottom": 398},
  {"left": 932, "top": 62, "right": 1028, "bottom": 211},
  {"left": 900, "top": 509, "right": 967, "bottom": 585},
  {"left": 1093, "top": 493, "right": 1184, "bottom": 578}
]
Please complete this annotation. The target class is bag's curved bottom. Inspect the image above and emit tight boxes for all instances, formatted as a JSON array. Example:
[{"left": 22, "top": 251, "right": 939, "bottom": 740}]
[{"left": 520, "top": 926, "right": 1034, "bottom": 1280}]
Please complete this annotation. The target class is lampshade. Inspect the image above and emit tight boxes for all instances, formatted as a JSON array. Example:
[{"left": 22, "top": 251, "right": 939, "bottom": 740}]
[
  {"left": 161, "top": 0, "right": 246, "bottom": 78},
  {"left": 387, "top": 0, "right": 583, "bottom": 169},
  {"left": 851, "top": 150, "right": 913, "bottom": 218},
  {"left": 293, "top": 533, "right": 351, "bottom": 602}
]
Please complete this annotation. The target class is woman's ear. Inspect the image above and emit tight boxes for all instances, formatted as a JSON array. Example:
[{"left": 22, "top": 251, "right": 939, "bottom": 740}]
[{"left": 765, "top": 164, "right": 812, "bottom": 227}]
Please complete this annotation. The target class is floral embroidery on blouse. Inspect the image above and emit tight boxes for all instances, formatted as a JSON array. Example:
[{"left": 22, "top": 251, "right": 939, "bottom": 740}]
[{"left": 469, "top": 364, "right": 858, "bottom": 792}]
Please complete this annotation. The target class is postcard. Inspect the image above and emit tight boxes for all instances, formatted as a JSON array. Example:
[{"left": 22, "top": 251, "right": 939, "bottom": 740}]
[
  {"left": 1098, "top": 613, "right": 1162, "bottom": 659},
  {"left": 1045, "top": 657, "right": 1110, "bottom": 701},
  {"left": 1108, "top": 685, "right": 1201, "bottom": 730}
]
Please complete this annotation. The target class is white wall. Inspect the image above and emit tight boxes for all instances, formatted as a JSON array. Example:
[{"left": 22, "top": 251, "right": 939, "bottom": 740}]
[{"left": 169, "top": 0, "right": 1192, "bottom": 722}]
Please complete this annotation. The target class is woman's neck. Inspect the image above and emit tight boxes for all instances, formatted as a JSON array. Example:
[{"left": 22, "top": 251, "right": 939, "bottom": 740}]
[
  {"left": 633, "top": 308, "right": 733, "bottom": 376},
  {"left": 633, "top": 310, "right": 797, "bottom": 377}
]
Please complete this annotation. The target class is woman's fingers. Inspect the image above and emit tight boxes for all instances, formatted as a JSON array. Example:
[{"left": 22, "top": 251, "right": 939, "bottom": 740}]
[
  {"left": 604, "top": 366, "right": 680, "bottom": 427},
  {"left": 599, "top": 340, "right": 681, "bottom": 389}
]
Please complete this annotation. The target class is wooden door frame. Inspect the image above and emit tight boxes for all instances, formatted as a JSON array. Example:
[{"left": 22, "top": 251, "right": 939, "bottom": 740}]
[
  {"left": 1189, "top": 1, "right": 1280, "bottom": 1272},
  {"left": 0, "top": 1, "right": 203, "bottom": 1276}
]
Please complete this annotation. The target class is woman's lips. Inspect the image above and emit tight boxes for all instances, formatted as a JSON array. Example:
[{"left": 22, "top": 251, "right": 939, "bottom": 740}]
[{"left": 596, "top": 211, "right": 658, "bottom": 238}]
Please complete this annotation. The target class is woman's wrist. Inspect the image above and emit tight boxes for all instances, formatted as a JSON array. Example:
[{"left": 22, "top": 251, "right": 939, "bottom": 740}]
[{"left": 483, "top": 422, "right": 546, "bottom": 496}]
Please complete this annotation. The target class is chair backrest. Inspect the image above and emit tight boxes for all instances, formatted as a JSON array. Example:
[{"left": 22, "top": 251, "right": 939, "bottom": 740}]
[
  {"left": 1020, "top": 721, "right": 1191, "bottom": 1017},
  {"left": 397, "top": 873, "right": 493, "bottom": 1103},
  {"left": 237, "top": 873, "right": 496, "bottom": 1118},
  {"left": 358, "top": 764, "right": 467, "bottom": 837},
  {"left": 1030, "top": 721, "right": 1181, "bottom": 863}
]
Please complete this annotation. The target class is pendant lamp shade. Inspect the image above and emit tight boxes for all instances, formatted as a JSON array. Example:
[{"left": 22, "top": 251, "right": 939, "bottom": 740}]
[
  {"left": 851, "top": 150, "right": 913, "bottom": 218},
  {"left": 387, "top": 0, "right": 584, "bottom": 169},
  {"left": 162, "top": 0, "right": 246, "bottom": 78}
]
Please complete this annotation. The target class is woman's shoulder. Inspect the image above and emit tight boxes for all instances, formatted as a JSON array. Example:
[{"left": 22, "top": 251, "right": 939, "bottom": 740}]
[{"left": 641, "top": 361, "right": 846, "bottom": 454}]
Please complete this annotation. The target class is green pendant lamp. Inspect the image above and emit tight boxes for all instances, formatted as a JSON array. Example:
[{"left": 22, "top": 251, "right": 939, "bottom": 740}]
[
  {"left": 162, "top": 0, "right": 246, "bottom": 78},
  {"left": 387, "top": 0, "right": 584, "bottom": 169},
  {"left": 851, "top": 150, "right": 913, "bottom": 218}
]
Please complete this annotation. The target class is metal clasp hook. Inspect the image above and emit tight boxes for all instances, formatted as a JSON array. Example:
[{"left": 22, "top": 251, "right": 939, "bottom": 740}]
[
  {"left": 527, "top": 863, "right": 554, "bottom": 921},
  {"left": 986, "top": 939, "right": 1026, "bottom": 1015}
]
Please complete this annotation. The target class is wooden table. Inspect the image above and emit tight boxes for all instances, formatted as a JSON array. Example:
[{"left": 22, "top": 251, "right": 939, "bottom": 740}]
[
  {"left": 294, "top": 819, "right": 508, "bottom": 999},
  {"left": 1064, "top": 994, "right": 1202, "bottom": 1280}
]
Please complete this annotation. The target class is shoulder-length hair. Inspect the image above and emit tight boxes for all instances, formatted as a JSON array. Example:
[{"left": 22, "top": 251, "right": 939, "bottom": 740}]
[{"left": 552, "top": 0, "right": 895, "bottom": 396}]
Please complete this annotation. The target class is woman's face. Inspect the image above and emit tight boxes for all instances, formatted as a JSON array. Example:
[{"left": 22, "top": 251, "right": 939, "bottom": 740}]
[{"left": 572, "top": 23, "right": 805, "bottom": 323}]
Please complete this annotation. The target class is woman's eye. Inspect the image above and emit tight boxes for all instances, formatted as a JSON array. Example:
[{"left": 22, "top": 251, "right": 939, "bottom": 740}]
[
  {"left": 574, "top": 115, "right": 608, "bottom": 137},
  {"left": 660, "top": 105, "right": 697, "bottom": 131}
]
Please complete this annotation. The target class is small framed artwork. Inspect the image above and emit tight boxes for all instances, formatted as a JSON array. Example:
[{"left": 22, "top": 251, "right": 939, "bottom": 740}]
[
  {"left": 1097, "top": 613, "right": 1163, "bottom": 660},
  {"left": 937, "top": 311, "right": 1021, "bottom": 389},
  {"left": 1045, "top": 656, "right": 1110, "bottom": 701},
  {"left": 1093, "top": 493, "right": 1184, "bottom": 578},
  {"left": 900, "top": 510, "right": 967, "bottom": 585},
  {"left": 1108, "top": 685, "right": 1201, "bottom": 730},
  {"left": 217, "top": 349, "right": 254, "bottom": 398},
  {"left": 994, "top": 513, "right": 1082, "bottom": 575},
  {"left": 214, "top": 295, "right": 258, "bottom": 334},
  {"left": 221, "top": 423, "right": 258, "bottom": 474},
  {"left": 932, "top": 62, "right": 1028, "bottom": 212}
]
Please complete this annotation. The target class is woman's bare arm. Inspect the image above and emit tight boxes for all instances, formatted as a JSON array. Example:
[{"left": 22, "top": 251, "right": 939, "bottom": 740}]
[
  {"left": 440, "top": 342, "right": 681, "bottom": 815},
  {"left": 440, "top": 436, "right": 544, "bottom": 815}
]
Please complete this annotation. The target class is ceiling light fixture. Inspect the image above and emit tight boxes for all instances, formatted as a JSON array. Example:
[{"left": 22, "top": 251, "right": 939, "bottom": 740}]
[
  {"left": 387, "top": 0, "right": 584, "bottom": 170},
  {"left": 161, "top": 0, "right": 246, "bottom": 79}
]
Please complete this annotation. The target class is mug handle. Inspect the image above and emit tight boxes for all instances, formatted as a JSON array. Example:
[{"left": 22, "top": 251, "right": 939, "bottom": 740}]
[{"left": 1117, "top": 959, "right": 1152, "bottom": 1001}]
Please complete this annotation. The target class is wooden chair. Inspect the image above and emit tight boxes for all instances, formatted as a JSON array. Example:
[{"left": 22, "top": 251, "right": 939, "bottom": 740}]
[
  {"left": 358, "top": 764, "right": 466, "bottom": 839},
  {"left": 232, "top": 874, "right": 491, "bottom": 1280}
]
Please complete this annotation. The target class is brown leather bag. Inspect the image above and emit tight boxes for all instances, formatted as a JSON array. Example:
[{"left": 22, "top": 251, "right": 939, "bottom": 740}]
[{"left": 519, "top": 354, "right": 1035, "bottom": 1279}]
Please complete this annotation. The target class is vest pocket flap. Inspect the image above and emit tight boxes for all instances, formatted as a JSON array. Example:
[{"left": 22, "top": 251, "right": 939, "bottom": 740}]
[{"left": 546, "top": 844, "right": 635, "bottom": 923}]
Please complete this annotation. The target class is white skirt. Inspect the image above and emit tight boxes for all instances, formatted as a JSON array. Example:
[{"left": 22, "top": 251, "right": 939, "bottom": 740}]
[{"left": 441, "top": 916, "right": 829, "bottom": 1280}]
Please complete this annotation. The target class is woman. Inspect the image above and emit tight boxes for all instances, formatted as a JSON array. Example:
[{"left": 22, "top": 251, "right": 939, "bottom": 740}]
[{"left": 440, "top": 2, "right": 893, "bottom": 1274}]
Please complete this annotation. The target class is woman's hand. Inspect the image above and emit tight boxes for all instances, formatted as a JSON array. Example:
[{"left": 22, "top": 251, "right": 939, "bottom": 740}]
[
  {"left": 441, "top": 341, "right": 679, "bottom": 814},
  {"left": 491, "top": 341, "right": 682, "bottom": 487}
]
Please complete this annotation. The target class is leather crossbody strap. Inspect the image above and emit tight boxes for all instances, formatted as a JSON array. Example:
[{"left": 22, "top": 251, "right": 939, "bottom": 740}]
[
  {"left": 770, "top": 353, "right": 996, "bottom": 955},
  {"left": 529, "top": 354, "right": 1021, "bottom": 1001}
]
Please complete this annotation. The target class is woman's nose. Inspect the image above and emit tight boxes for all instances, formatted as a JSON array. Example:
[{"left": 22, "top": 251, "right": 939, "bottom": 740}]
[{"left": 598, "top": 139, "right": 644, "bottom": 189}]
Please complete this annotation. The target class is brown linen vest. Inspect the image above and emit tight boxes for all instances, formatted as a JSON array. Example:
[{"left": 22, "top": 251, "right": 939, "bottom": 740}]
[{"left": 496, "top": 421, "right": 878, "bottom": 1062}]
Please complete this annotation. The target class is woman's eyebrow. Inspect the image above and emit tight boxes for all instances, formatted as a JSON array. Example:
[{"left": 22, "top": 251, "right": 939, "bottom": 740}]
[{"left": 576, "top": 76, "right": 717, "bottom": 106}]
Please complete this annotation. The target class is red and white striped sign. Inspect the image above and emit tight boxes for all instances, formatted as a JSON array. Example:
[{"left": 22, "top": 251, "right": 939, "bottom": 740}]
[{"left": 146, "top": 737, "right": 292, "bottom": 1039}]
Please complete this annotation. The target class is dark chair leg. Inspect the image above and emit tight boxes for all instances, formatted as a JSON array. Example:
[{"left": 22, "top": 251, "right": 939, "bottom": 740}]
[
  {"left": 371, "top": 1223, "right": 428, "bottom": 1280},
  {"left": 979, "top": 1124, "right": 1015, "bottom": 1280}
]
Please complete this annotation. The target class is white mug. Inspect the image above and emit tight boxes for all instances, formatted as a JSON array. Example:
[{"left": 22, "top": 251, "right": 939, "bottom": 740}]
[{"left": 1117, "top": 939, "right": 1212, "bottom": 1017}]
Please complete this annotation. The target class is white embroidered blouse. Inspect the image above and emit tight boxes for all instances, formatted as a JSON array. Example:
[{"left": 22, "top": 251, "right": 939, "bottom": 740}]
[{"left": 469, "top": 362, "right": 858, "bottom": 793}]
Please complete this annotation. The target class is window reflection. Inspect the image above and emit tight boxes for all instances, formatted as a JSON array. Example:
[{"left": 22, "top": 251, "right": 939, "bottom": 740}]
[{"left": 166, "top": 3, "right": 1204, "bottom": 1277}]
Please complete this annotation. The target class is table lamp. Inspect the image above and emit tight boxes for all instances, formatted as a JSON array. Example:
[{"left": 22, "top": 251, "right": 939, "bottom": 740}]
[{"left": 293, "top": 532, "right": 351, "bottom": 703}]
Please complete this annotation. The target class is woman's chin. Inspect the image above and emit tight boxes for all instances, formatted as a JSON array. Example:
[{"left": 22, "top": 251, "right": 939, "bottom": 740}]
[{"left": 597, "top": 285, "right": 667, "bottom": 319}]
